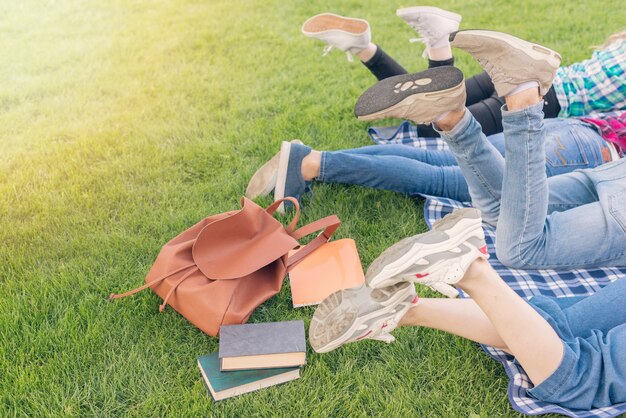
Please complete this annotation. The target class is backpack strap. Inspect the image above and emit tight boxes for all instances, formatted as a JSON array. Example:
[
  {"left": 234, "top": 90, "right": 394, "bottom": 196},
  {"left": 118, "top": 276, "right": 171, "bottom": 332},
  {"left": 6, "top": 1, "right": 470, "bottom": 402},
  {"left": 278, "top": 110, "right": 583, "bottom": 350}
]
[
  {"left": 158, "top": 267, "right": 200, "bottom": 312},
  {"left": 109, "top": 263, "right": 196, "bottom": 301},
  {"left": 286, "top": 215, "right": 341, "bottom": 270}
]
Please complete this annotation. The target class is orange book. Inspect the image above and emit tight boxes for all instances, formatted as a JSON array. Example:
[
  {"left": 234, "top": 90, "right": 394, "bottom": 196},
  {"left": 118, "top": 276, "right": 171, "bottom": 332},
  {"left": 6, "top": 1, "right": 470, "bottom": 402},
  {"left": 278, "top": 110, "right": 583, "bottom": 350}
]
[{"left": 288, "top": 239, "right": 365, "bottom": 308}]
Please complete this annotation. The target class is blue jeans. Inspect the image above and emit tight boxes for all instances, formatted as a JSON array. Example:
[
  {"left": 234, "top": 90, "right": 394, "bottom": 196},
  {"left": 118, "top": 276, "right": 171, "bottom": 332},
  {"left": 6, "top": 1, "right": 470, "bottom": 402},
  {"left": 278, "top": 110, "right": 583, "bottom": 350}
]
[
  {"left": 439, "top": 101, "right": 626, "bottom": 269},
  {"left": 317, "top": 119, "right": 611, "bottom": 202},
  {"left": 527, "top": 279, "right": 626, "bottom": 409}
]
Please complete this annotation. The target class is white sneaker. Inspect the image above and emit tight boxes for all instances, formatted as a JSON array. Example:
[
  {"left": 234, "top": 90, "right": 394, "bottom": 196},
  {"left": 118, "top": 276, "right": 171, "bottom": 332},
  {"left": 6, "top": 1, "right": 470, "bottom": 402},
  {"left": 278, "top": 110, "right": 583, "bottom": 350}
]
[
  {"left": 365, "top": 208, "right": 489, "bottom": 297},
  {"left": 302, "top": 13, "right": 371, "bottom": 62},
  {"left": 396, "top": 6, "right": 461, "bottom": 56},
  {"left": 309, "top": 282, "right": 418, "bottom": 353}
]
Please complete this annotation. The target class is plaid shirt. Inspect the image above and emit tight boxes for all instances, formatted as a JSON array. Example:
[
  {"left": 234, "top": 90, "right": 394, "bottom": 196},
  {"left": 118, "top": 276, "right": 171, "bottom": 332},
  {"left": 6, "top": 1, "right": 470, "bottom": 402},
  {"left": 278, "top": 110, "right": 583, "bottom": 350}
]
[
  {"left": 580, "top": 111, "right": 626, "bottom": 154},
  {"left": 554, "top": 39, "right": 626, "bottom": 117}
]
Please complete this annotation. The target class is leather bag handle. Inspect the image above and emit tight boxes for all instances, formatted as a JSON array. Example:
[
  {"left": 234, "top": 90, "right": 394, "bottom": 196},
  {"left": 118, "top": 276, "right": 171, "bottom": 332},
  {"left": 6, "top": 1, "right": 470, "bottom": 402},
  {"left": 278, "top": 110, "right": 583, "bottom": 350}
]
[
  {"left": 286, "top": 214, "right": 341, "bottom": 270},
  {"left": 265, "top": 197, "right": 300, "bottom": 233}
]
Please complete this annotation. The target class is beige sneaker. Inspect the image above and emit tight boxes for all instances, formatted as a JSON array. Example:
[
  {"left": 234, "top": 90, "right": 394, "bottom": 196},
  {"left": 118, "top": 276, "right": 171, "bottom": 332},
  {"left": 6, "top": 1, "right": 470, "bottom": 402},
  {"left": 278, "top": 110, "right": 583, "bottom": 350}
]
[
  {"left": 354, "top": 66, "right": 466, "bottom": 124},
  {"left": 302, "top": 13, "right": 371, "bottom": 61},
  {"left": 245, "top": 139, "right": 303, "bottom": 199},
  {"left": 449, "top": 30, "right": 561, "bottom": 97}
]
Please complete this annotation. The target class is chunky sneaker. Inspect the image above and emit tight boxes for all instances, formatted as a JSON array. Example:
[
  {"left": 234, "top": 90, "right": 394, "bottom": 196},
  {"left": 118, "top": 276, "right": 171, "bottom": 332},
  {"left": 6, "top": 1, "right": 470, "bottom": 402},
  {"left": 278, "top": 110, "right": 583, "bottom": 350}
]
[
  {"left": 355, "top": 66, "right": 466, "bottom": 124},
  {"left": 449, "top": 30, "right": 561, "bottom": 96},
  {"left": 309, "top": 282, "right": 418, "bottom": 353},
  {"left": 302, "top": 13, "right": 371, "bottom": 62},
  {"left": 273, "top": 141, "right": 312, "bottom": 213},
  {"left": 245, "top": 140, "right": 304, "bottom": 199},
  {"left": 365, "top": 208, "right": 489, "bottom": 297},
  {"left": 396, "top": 6, "right": 461, "bottom": 56}
]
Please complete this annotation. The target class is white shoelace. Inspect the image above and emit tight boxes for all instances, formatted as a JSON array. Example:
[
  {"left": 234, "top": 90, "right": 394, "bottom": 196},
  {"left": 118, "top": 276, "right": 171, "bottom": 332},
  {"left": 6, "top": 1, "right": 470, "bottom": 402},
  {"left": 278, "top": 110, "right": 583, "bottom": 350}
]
[
  {"left": 407, "top": 17, "right": 443, "bottom": 58},
  {"left": 321, "top": 44, "right": 354, "bottom": 62},
  {"left": 408, "top": 38, "right": 430, "bottom": 59}
]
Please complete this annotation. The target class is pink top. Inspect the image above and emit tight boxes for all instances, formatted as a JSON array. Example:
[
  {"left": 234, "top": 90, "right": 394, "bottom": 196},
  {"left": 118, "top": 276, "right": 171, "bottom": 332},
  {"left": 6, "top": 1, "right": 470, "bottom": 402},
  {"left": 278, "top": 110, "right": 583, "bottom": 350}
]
[{"left": 580, "top": 111, "right": 626, "bottom": 155}]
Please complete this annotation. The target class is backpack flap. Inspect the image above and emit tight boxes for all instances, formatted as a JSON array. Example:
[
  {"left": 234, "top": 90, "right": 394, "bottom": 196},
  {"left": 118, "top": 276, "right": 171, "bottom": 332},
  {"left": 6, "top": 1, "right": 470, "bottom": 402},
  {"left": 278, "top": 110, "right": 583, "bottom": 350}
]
[{"left": 192, "top": 197, "right": 299, "bottom": 280}]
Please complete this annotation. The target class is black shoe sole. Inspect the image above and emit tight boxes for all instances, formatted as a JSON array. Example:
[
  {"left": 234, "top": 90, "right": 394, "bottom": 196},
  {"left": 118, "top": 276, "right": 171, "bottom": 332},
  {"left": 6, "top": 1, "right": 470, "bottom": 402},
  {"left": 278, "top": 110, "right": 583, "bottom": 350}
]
[{"left": 354, "top": 67, "right": 464, "bottom": 119}]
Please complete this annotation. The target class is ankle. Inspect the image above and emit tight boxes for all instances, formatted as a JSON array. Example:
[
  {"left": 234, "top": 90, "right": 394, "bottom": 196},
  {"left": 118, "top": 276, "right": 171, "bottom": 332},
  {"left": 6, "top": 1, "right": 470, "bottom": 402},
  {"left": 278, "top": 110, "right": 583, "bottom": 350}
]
[
  {"left": 301, "top": 150, "right": 321, "bottom": 180},
  {"left": 398, "top": 305, "right": 421, "bottom": 327},
  {"left": 358, "top": 43, "right": 377, "bottom": 62},
  {"left": 505, "top": 86, "right": 542, "bottom": 110},
  {"left": 433, "top": 108, "right": 465, "bottom": 131},
  {"left": 427, "top": 44, "right": 453, "bottom": 61},
  {"left": 456, "top": 258, "right": 492, "bottom": 291}
]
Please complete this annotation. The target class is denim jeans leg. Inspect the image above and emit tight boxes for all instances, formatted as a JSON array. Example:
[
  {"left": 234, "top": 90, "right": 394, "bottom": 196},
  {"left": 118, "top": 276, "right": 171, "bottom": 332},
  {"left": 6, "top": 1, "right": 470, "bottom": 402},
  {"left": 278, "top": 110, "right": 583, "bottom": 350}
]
[
  {"left": 496, "top": 100, "right": 549, "bottom": 267},
  {"left": 563, "top": 279, "right": 626, "bottom": 337},
  {"left": 495, "top": 101, "right": 626, "bottom": 268},
  {"left": 317, "top": 150, "right": 472, "bottom": 201},
  {"left": 437, "top": 109, "right": 505, "bottom": 225},
  {"left": 339, "top": 144, "right": 458, "bottom": 166}
]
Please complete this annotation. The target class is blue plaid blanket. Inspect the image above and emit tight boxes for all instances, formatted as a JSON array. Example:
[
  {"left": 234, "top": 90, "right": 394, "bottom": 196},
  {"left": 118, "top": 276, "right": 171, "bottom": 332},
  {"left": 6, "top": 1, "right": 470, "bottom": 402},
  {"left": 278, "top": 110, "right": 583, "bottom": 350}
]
[{"left": 369, "top": 123, "right": 626, "bottom": 418}]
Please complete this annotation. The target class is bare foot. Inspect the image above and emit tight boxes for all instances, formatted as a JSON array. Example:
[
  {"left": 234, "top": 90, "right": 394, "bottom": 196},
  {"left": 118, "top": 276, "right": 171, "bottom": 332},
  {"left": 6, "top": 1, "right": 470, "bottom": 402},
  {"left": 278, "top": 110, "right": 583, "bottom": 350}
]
[{"left": 301, "top": 150, "right": 321, "bottom": 180}]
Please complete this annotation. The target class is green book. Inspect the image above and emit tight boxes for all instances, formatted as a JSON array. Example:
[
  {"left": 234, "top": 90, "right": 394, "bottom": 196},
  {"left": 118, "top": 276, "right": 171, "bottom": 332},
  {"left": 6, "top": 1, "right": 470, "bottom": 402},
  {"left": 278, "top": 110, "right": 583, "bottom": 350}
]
[{"left": 197, "top": 352, "right": 300, "bottom": 401}]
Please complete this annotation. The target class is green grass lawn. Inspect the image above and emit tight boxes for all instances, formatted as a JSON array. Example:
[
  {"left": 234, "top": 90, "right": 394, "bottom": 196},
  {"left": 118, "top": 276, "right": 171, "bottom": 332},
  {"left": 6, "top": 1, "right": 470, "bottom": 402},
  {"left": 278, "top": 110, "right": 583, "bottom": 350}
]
[{"left": 1, "top": 0, "right": 624, "bottom": 416}]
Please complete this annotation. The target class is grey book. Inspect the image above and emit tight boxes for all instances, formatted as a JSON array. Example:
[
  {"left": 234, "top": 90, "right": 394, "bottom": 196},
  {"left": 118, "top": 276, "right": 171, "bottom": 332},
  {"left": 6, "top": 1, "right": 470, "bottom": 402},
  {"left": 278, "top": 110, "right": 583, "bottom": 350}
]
[{"left": 219, "top": 320, "right": 306, "bottom": 371}]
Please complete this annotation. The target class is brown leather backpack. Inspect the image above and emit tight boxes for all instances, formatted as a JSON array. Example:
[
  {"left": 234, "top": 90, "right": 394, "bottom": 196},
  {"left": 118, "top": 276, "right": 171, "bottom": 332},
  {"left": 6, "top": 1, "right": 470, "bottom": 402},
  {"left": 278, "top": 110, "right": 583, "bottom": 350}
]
[{"left": 109, "top": 197, "right": 340, "bottom": 336}]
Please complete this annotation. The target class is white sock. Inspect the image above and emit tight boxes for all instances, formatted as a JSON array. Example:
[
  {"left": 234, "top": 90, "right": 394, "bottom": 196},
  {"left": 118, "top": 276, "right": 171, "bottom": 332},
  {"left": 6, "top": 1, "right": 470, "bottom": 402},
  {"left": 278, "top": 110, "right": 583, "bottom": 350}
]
[{"left": 508, "top": 81, "right": 539, "bottom": 96}]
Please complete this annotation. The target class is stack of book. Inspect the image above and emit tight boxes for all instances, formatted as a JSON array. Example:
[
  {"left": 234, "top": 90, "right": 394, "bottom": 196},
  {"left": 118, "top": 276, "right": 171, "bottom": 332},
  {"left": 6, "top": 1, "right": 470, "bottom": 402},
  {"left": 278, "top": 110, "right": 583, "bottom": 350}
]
[{"left": 198, "top": 320, "right": 306, "bottom": 401}]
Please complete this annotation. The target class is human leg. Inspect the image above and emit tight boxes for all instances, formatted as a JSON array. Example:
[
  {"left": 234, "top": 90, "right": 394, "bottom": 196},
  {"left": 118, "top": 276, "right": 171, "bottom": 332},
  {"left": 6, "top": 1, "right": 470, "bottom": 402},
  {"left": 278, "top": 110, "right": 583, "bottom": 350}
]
[
  {"left": 338, "top": 143, "right": 457, "bottom": 165},
  {"left": 435, "top": 110, "right": 505, "bottom": 225},
  {"left": 494, "top": 88, "right": 625, "bottom": 267},
  {"left": 457, "top": 259, "right": 564, "bottom": 385},
  {"left": 447, "top": 29, "right": 626, "bottom": 268},
  {"left": 362, "top": 209, "right": 563, "bottom": 385},
  {"left": 398, "top": 297, "right": 508, "bottom": 350},
  {"left": 360, "top": 45, "right": 408, "bottom": 80},
  {"left": 318, "top": 150, "right": 472, "bottom": 201}
]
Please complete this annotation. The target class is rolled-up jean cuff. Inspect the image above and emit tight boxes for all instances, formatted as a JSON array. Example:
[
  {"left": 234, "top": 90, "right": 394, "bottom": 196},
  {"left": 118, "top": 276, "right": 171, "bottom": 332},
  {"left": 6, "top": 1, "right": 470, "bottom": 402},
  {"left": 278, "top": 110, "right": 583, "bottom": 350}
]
[
  {"left": 318, "top": 151, "right": 329, "bottom": 181},
  {"left": 434, "top": 108, "right": 472, "bottom": 141},
  {"left": 501, "top": 100, "right": 544, "bottom": 121},
  {"left": 527, "top": 342, "right": 576, "bottom": 402}
]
